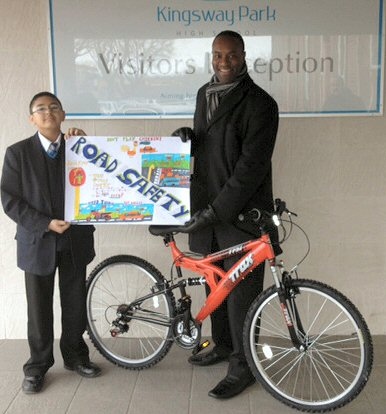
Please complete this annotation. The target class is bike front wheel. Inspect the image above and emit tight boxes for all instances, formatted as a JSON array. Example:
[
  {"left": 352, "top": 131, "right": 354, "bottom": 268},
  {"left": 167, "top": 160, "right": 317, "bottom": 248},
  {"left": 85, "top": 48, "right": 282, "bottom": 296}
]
[
  {"left": 86, "top": 255, "right": 176, "bottom": 369},
  {"left": 243, "top": 279, "right": 373, "bottom": 412}
]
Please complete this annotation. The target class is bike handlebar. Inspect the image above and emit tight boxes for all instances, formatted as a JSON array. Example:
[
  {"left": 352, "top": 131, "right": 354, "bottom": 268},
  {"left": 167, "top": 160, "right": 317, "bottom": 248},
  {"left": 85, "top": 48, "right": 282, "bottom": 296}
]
[
  {"left": 238, "top": 199, "right": 296, "bottom": 223},
  {"left": 148, "top": 198, "right": 296, "bottom": 237}
]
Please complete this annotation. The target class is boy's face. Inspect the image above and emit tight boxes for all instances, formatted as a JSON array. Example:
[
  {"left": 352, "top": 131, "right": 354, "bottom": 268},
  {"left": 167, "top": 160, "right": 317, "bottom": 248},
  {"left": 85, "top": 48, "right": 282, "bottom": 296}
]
[{"left": 29, "top": 95, "right": 65, "bottom": 135}]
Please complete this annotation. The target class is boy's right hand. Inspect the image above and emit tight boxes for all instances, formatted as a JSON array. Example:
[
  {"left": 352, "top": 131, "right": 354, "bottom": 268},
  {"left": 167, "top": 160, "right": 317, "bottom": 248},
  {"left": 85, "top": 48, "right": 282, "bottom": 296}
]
[{"left": 48, "top": 219, "right": 70, "bottom": 234}]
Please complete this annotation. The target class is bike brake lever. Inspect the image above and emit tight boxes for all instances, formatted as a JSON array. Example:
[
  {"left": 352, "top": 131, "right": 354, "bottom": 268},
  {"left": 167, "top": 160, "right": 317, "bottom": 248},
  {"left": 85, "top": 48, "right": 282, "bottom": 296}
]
[{"left": 275, "top": 198, "right": 298, "bottom": 217}]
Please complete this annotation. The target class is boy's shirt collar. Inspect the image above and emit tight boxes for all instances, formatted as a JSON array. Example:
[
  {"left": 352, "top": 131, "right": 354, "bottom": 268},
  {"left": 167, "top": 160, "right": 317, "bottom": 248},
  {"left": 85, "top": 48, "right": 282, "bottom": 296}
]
[{"left": 37, "top": 132, "right": 62, "bottom": 152}]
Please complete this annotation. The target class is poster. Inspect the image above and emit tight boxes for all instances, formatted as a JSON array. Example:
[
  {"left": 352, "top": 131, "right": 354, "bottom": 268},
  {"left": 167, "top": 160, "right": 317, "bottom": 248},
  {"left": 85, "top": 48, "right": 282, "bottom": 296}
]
[{"left": 65, "top": 136, "right": 191, "bottom": 224}]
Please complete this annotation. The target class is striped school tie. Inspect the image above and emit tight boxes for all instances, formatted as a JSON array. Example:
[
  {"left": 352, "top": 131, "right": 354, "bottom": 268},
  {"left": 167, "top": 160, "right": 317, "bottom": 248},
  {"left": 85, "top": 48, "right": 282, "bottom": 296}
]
[{"left": 47, "top": 142, "right": 59, "bottom": 159}]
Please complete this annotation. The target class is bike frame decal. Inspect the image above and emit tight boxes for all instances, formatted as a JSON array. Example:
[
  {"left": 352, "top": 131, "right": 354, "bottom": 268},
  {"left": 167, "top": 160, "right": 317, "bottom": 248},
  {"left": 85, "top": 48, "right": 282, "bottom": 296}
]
[
  {"left": 228, "top": 253, "right": 254, "bottom": 283},
  {"left": 280, "top": 303, "right": 294, "bottom": 327}
]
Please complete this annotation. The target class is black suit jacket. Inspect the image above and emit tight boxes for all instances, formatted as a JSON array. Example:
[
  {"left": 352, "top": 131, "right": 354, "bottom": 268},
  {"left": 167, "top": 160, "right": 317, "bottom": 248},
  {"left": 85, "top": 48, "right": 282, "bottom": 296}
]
[
  {"left": 1, "top": 133, "right": 95, "bottom": 275},
  {"left": 189, "top": 74, "right": 279, "bottom": 254}
]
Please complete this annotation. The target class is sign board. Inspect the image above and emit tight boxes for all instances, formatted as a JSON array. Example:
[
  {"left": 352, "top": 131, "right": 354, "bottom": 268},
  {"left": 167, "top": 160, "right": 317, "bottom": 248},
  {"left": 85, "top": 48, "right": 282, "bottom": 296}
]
[{"left": 49, "top": 0, "right": 384, "bottom": 117}]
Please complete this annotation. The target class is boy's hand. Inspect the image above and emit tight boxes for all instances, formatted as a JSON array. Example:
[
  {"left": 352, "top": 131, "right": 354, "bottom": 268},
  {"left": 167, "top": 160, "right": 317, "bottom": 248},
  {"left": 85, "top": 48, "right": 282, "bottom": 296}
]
[
  {"left": 48, "top": 219, "right": 70, "bottom": 234},
  {"left": 64, "top": 128, "right": 87, "bottom": 139}
]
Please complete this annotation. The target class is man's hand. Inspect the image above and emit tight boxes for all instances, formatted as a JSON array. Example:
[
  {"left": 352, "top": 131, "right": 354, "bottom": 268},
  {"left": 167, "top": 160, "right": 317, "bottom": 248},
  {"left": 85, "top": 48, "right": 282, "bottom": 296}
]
[
  {"left": 48, "top": 219, "right": 70, "bottom": 234},
  {"left": 64, "top": 128, "right": 87, "bottom": 140},
  {"left": 171, "top": 127, "right": 195, "bottom": 142},
  {"left": 183, "top": 205, "right": 218, "bottom": 233}
]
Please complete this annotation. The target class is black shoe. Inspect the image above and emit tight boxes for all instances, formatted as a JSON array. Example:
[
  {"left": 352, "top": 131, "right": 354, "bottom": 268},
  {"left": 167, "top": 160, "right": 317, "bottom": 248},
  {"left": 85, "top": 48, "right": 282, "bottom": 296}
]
[
  {"left": 208, "top": 374, "right": 255, "bottom": 399},
  {"left": 22, "top": 375, "right": 44, "bottom": 394},
  {"left": 64, "top": 361, "right": 101, "bottom": 378},
  {"left": 188, "top": 349, "right": 229, "bottom": 366}
]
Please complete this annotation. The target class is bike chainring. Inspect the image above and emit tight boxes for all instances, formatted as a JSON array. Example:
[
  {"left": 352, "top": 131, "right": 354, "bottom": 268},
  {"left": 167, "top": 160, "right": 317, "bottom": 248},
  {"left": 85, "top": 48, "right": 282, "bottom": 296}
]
[{"left": 172, "top": 315, "right": 201, "bottom": 349}]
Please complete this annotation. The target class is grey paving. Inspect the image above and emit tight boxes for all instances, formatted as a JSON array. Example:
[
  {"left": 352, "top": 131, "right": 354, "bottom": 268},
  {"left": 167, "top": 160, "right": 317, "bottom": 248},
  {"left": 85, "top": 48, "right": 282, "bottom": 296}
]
[{"left": 0, "top": 336, "right": 385, "bottom": 413}]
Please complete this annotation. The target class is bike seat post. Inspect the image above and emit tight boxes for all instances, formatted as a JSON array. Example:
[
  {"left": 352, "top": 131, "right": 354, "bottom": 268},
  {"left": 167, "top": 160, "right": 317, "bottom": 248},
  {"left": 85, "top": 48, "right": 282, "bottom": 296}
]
[{"left": 162, "top": 233, "right": 174, "bottom": 245}]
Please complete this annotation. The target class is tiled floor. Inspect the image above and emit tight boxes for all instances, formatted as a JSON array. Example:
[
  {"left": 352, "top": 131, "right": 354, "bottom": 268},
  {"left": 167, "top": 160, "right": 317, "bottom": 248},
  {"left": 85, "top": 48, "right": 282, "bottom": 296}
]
[{"left": 0, "top": 336, "right": 385, "bottom": 414}]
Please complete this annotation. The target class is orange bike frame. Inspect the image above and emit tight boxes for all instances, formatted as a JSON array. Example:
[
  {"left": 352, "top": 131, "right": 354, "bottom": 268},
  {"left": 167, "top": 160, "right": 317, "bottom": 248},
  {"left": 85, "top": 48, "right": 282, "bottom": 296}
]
[{"left": 167, "top": 233, "right": 276, "bottom": 323}]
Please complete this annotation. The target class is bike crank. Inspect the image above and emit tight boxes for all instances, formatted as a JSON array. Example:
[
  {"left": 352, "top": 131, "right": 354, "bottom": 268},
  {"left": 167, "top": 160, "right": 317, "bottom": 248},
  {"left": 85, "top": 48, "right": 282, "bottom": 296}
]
[{"left": 172, "top": 314, "right": 201, "bottom": 349}]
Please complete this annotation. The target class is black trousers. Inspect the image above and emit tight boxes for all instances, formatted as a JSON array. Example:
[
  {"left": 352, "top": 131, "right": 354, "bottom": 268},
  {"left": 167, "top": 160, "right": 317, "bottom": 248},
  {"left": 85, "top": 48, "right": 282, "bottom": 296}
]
[
  {"left": 206, "top": 244, "right": 265, "bottom": 378},
  {"left": 23, "top": 250, "right": 89, "bottom": 376}
]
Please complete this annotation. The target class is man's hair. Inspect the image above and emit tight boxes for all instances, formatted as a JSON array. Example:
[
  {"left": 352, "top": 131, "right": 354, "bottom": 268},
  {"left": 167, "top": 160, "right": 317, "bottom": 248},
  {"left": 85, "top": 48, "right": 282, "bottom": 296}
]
[
  {"left": 29, "top": 91, "right": 63, "bottom": 114},
  {"left": 213, "top": 30, "right": 245, "bottom": 51}
]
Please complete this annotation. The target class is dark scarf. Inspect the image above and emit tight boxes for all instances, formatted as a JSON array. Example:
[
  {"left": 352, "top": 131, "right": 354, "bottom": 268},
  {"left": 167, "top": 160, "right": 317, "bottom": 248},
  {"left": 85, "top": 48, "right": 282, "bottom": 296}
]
[{"left": 205, "top": 63, "right": 248, "bottom": 122}]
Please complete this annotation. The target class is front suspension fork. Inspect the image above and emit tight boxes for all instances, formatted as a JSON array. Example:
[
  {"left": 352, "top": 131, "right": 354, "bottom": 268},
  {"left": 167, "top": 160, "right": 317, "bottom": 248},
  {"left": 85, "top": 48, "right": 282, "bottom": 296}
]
[{"left": 270, "top": 261, "right": 306, "bottom": 350}]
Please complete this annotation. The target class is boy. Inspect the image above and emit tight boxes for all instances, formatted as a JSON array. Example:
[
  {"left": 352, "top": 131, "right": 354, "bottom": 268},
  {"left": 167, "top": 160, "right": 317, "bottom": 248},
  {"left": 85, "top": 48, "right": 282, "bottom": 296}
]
[{"left": 1, "top": 92, "right": 101, "bottom": 394}]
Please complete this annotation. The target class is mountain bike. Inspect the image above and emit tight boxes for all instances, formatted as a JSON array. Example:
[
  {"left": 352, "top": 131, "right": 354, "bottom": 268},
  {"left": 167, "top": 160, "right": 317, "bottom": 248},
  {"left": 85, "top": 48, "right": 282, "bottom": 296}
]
[{"left": 86, "top": 199, "right": 373, "bottom": 412}]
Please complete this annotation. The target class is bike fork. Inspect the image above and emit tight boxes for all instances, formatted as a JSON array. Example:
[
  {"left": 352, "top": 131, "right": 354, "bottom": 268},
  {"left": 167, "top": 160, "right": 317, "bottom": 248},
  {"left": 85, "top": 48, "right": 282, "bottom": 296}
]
[{"left": 269, "top": 260, "right": 306, "bottom": 351}]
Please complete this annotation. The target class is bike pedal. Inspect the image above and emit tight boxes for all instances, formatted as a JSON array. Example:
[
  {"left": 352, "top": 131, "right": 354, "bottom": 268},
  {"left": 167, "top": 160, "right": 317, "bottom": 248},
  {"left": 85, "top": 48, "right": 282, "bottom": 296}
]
[{"left": 192, "top": 340, "right": 210, "bottom": 355}]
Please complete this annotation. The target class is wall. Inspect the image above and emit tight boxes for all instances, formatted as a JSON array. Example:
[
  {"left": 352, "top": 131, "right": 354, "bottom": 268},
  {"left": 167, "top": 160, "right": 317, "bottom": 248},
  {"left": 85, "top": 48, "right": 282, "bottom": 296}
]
[{"left": 0, "top": 0, "right": 385, "bottom": 339}]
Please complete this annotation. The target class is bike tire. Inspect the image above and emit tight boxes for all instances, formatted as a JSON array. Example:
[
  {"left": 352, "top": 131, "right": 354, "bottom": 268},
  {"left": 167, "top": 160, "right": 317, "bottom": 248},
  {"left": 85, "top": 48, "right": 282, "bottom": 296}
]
[
  {"left": 243, "top": 279, "right": 373, "bottom": 412},
  {"left": 86, "top": 255, "right": 176, "bottom": 369}
]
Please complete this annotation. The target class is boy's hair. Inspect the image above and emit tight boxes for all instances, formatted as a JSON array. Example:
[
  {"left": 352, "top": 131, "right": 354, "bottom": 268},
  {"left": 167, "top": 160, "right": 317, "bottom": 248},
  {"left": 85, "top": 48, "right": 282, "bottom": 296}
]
[
  {"left": 29, "top": 92, "right": 63, "bottom": 114},
  {"left": 214, "top": 30, "right": 245, "bottom": 51}
]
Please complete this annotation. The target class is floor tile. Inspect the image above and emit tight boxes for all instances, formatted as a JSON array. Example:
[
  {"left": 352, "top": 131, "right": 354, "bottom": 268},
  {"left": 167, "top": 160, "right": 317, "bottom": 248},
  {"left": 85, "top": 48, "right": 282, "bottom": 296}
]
[{"left": 0, "top": 336, "right": 384, "bottom": 414}]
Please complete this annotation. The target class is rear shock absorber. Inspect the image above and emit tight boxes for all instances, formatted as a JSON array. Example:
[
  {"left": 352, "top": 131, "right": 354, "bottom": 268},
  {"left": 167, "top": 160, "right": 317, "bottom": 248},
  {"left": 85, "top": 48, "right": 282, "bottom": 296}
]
[{"left": 187, "top": 277, "right": 206, "bottom": 286}]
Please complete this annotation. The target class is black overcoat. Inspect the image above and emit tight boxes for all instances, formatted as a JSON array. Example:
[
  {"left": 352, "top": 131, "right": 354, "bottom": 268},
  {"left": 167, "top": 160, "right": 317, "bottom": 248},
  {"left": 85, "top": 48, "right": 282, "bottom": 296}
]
[{"left": 189, "top": 74, "right": 279, "bottom": 254}]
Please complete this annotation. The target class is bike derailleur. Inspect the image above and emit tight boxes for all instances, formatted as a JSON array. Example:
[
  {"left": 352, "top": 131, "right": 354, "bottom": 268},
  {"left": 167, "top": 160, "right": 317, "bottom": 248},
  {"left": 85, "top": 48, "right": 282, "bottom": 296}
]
[{"left": 110, "top": 304, "right": 132, "bottom": 337}]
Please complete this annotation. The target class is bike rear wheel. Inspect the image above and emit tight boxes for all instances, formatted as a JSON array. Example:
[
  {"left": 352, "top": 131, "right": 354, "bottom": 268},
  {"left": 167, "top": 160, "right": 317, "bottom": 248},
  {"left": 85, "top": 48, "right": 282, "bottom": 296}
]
[
  {"left": 244, "top": 279, "right": 373, "bottom": 412},
  {"left": 86, "top": 255, "right": 176, "bottom": 369}
]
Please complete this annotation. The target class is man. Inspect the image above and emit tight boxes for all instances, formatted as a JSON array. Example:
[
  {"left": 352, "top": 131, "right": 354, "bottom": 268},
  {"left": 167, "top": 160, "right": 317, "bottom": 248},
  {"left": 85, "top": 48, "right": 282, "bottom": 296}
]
[
  {"left": 173, "top": 31, "right": 279, "bottom": 399},
  {"left": 1, "top": 92, "right": 101, "bottom": 394}
]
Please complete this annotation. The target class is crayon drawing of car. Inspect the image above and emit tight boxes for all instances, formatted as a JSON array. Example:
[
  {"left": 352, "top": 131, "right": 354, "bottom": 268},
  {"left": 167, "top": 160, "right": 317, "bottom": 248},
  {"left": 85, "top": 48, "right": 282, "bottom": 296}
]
[
  {"left": 140, "top": 146, "right": 157, "bottom": 153},
  {"left": 120, "top": 211, "right": 145, "bottom": 221},
  {"left": 86, "top": 211, "right": 112, "bottom": 221},
  {"left": 160, "top": 177, "right": 180, "bottom": 187}
]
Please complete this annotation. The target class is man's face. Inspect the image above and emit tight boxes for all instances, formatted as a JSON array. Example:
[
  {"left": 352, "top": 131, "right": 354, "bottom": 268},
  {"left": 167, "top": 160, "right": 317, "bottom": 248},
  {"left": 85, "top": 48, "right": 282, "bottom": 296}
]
[
  {"left": 29, "top": 95, "right": 65, "bottom": 133},
  {"left": 212, "top": 36, "right": 246, "bottom": 84}
]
